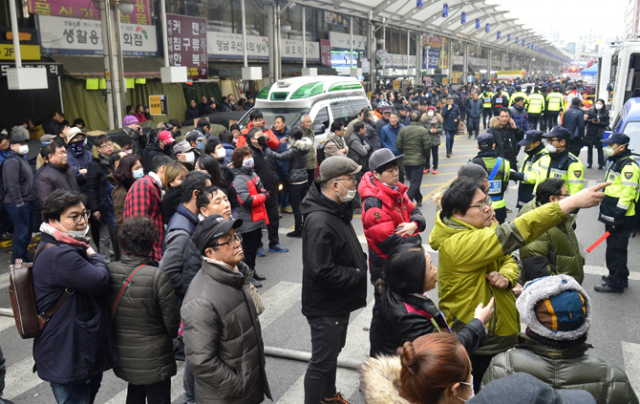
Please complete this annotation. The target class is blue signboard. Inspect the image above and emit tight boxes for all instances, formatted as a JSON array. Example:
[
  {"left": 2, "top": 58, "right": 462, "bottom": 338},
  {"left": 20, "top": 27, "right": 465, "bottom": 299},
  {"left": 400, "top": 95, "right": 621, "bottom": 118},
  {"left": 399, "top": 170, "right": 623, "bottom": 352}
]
[
  {"left": 485, "top": 23, "right": 490, "bottom": 33},
  {"left": 417, "top": 0, "right": 423, "bottom": 9},
  {"left": 442, "top": 3, "right": 448, "bottom": 17},
  {"left": 497, "top": 31, "right": 501, "bottom": 40},
  {"left": 507, "top": 34, "right": 511, "bottom": 41},
  {"left": 461, "top": 12, "right": 466, "bottom": 24},
  {"left": 422, "top": 48, "right": 440, "bottom": 69},
  {"left": 476, "top": 19, "right": 480, "bottom": 29}
]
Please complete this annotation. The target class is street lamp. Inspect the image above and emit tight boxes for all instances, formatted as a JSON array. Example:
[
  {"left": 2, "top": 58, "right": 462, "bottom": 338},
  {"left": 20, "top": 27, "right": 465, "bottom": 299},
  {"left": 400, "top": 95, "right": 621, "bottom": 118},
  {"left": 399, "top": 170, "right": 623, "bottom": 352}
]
[{"left": 118, "top": 1, "right": 134, "bottom": 15}]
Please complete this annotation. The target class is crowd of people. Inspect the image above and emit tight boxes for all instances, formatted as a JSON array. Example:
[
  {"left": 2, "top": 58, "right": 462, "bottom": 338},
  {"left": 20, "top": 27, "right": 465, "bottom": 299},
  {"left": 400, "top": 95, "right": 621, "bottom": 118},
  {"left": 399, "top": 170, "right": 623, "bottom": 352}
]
[
  {"left": 185, "top": 94, "right": 255, "bottom": 120},
  {"left": 0, "top": 76, "right": 638, "bottom": 404}
]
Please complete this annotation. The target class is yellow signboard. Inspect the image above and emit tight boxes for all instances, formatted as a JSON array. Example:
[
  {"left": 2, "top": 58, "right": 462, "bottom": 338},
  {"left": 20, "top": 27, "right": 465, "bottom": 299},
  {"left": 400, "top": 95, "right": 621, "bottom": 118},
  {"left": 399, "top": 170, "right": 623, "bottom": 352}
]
[
  {"left": 393, "top": 80, "right": 400, "bottom": 89},
  {"left": 496, "top": 70, "right": 524, "bottom": 76},
  {"left": 0, "top": 44, "right": 41, "bottom": 60},
  {"left": 149, "top": 95, "right": 167, "bottom": 115},
  {"left": 442, "top": 77, "right": 448, "bottom": 85}
]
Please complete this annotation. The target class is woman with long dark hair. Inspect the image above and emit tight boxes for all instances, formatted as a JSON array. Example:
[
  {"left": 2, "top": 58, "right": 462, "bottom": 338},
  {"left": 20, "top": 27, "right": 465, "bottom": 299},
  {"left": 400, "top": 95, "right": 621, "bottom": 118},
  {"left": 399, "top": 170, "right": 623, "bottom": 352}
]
[
  {"left": 195, "top": 154, "right": 239, "bottom": 218},
  {"left": 110, "top": 155, "right": 143, "bottom": 230}
]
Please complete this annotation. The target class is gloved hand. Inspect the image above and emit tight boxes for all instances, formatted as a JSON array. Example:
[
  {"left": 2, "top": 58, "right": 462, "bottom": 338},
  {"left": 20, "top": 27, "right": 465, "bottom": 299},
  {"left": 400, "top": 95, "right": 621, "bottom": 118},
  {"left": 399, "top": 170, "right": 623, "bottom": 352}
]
[{"left": 510, "top": 169, "right": 524, "bottom": 181}]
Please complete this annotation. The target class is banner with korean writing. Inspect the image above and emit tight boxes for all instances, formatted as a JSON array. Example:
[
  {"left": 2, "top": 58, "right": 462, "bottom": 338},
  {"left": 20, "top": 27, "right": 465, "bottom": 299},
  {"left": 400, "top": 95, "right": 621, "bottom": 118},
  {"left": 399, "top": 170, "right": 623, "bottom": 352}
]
[
  {"left": 281, "top": 39, "right": 319, "bottom": 61},
  {"left": 207, "top": 32, "right": 269, "bottom": 60},
  {"left": 166, "top": 14, "right": 207, "bottom": 80},
  {"left": 37, "top": 15, "right": 157, "bottom": 56},
  {"left": 422, "top": 48, "right": 440, "bottom": 69},
  {"left": 27, "top": 0, "right": 152, "bottom": 26},
  {"left": 328, "top": 32, "right": 367, "bottom": 51},
  {"left": 321, "top": 39, "right": 331, "bottom": 67}
]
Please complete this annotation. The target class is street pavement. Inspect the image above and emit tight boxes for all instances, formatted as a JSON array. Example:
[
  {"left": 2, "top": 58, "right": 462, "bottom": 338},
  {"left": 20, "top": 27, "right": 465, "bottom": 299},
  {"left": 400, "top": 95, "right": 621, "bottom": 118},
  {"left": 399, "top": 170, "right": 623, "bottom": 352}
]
[{"left": 0, "top": 134, "right": 639, "bottom": 403}]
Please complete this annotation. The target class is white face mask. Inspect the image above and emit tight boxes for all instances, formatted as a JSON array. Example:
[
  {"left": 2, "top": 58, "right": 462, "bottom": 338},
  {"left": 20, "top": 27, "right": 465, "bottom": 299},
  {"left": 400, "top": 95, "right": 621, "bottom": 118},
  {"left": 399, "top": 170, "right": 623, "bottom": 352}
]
[
  {"left": 457, "top": 376, "right": 475, "bottom": 402},
  {"left": 604, "top": 144, "right": 624, "bottom": 157},
  {"left": 124, "top": 148, "right": 133, "bottom": 154},
  {"left": 371, "top": 115, "right": 378, "bottom": 123},
  {"left": 58, "top": 221, "right": 91, "bottom": 242},
  {"left": 243, "top": 158, "right": 254, "bottom": 168},
  {"left": 215, "top": 148, "right": 226, "bottom": 160},
  {"left": 182, "top": 151, "right": 195, "bottom": 163},
  {"left": 17, "top": 144, "right": 29, "bottom": 155},
  {"left": 545, "top": 143, "right": 557, "bottom": 153},
  {"left": 427, "top": 111, "right": 435, "bottom": 117},
  {"left": 595, "top": 103, "right": 603, "bottom": 110},
  {"left": 133, "top": 168, "right": 144, "bottom": 180},
  {"left": 338, "top": 182, "right": 357, "bottom": 203}
]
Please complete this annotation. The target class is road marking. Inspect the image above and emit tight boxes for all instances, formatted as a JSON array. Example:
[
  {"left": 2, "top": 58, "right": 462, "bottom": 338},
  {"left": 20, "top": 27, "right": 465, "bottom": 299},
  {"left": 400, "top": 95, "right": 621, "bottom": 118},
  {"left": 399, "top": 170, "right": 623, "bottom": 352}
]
[
  {"left": 423, "top": 174, "right": 458, "bottom": 201},
  {"left": 275, "top": 300, "right": 374, "bottom": 404},
  {"left": 0, "top": 315, "right": 15, "bottom": 333},
  {"left": 4, "top": 357, "right": 44, "bottom": 400},
  {"left": 259, "top": 282, "right": 303, "bottom": 330},
  {"left": 622, "top": 342, "right": 640, "bottom": 397},
  {"left": 584, "top": 265, "right": 640, "bottom": 281}
]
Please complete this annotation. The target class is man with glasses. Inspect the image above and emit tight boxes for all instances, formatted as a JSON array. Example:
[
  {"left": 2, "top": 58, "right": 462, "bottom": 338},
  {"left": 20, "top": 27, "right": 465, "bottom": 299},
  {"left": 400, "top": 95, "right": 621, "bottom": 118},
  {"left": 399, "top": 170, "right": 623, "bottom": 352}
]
[
  {"left": 430, "top": 177, "right": 609, "bottom": 390},
  {"left": 181, "top": 214, "right": 271, "bottom": 404},
  {"left": 35, "top": 143, "right": 80, "bottom": 207},
  {"left": 518, "top": 179, "right": 584, "bottom": 284},
  {"left": 301, "top": 156, "right": 367, "bottom": 404},
  {"left": 537, "top": 126, "right": 584, "bottom": 196}
]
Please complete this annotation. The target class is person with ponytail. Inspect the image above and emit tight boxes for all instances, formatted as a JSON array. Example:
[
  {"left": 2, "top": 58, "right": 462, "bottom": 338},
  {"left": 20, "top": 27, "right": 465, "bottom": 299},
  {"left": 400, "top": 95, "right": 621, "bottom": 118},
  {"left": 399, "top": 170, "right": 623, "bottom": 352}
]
[{"left": 360, "top": 333, "right": 474, "bottom": 404}]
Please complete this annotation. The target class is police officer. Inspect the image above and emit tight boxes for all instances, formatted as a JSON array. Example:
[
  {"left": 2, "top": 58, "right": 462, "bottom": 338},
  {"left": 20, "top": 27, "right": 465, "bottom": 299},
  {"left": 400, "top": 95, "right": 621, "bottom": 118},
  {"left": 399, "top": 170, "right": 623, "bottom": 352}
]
[
  {"left": 594, "top": 133, "right": 640, "bottom": 293},
  {"left": 491, "top": 86, "right": 510, "bottom": 117},
  {"left": 545, "top": 86, "right": 564, "bottom": 132},
  {"left": 470, "top": 133, "right": 511, "bottom": 223},
  {"left": 509, "top": 85, "right": 529, "bottom": 107},
  {"left": 510, "top": 130, "right": 548, "bottom": 209},
  {"left": 527, "top": 87, "right": 545, "bottom": 130},
  {"left": 480, "top": 86, "right": 494, "bottom": 128},
  {"left": 538, "top": 126, "right": 584, "bottom": 195}
]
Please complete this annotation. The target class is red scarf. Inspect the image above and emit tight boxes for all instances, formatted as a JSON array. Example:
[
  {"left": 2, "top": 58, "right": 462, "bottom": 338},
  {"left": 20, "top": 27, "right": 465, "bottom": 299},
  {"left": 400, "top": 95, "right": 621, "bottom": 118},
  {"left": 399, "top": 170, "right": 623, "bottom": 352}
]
[{"left": 39, "top": 222, "right": 90, "bottom": 250}]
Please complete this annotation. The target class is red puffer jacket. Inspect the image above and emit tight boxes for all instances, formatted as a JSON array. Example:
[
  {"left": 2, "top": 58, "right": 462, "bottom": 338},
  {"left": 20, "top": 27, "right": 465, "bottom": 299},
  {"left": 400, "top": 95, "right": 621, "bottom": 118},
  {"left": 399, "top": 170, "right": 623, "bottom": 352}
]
[
  {"left": 232, "top": 166, "right": 270, "bottom": 233},
  {"left": 358, "top": 171, "right": 426, "bottom": 280},
  {"left": 238, "top": 122, "right": 280, "bottom": 150}
]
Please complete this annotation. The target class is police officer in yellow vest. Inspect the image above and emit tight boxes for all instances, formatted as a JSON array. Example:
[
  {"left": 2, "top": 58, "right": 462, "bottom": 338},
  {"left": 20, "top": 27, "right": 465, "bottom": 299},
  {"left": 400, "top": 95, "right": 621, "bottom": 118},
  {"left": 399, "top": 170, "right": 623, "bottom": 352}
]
[
  {"left": 509, "top": 85, "right": 529, "bottom": 108},
  {"left": 510, "top": 130, "right": 548, "bottom": 208},
  {"left": 480, "top": 86, "right": 494, "bottom": 129},
  {"left": 544, "top": 87, "right": 564, "bottom": 132},
  {"left": 527, "top": 87, "right": 546, "bottom": 130},
  {"left": 594, "top": 133, "right": 640, "bottom": 294},
  {"left": 537, "top": 127, "right": 584, "bottom": 195},
  {"left": 471, "top": 133, "right": 511, "bottom": 223}
]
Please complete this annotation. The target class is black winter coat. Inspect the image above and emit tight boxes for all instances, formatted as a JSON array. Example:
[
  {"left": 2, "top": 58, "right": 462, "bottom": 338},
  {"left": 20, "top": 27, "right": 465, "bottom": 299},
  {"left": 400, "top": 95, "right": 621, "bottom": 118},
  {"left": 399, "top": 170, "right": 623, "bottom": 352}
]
[
  {"left": 366, "top": 122, "right": 382, "bottom": 150},
  {"left": 162, "top": 187, "right": 184, "bottom": 226},
  {"left": 143, "top": 142, "right": 171, "bottom": 171},
  {"left": 370, "top": 289, "right": 486, "bottom": 357},
  {"left": 87, "top": 157, "right": 112, "bottom": 221},
  {"left": 562, "top": 105, "right": 586, "bottom": 139},
  {"left": 249, "top": 143, "right": 278, "bottom": 194},
  {"left": 441, "top": 104, "right": 461, "bottom": 132},
  {"left": 585, "top": 108, "right": 610, "bottom": 146},
  {"left": 300, "top": 182, "right": 367, "bottom": 317},
  {"left": 107, "top": 255, "right": 180, "bottom": 385},
  {"left": 265, "top": 137, "right": 312, "bottom": 184},
  {"left": 35, "top": 163, "right": 80, "bottom": 206},
  {"left": 487, "top": 117, "right": 525, "bottom": 169}
]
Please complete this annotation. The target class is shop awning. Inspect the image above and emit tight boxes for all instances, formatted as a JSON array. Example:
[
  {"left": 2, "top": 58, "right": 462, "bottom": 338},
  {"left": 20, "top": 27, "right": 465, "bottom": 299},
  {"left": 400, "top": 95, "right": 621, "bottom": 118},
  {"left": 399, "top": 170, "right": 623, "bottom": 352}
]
[{"left": 50, "top": 55, "right": 166, "bottom": 79}]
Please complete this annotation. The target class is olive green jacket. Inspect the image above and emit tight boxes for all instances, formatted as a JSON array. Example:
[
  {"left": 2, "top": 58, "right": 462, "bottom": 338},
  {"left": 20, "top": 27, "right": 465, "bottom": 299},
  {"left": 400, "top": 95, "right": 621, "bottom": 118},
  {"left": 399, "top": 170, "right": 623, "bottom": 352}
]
[
  {"left": 395, "top": 122, "right": 432, "bottom": 167},
  {"left": 518, "top": 199, "right": 585, "bottom": 284}
]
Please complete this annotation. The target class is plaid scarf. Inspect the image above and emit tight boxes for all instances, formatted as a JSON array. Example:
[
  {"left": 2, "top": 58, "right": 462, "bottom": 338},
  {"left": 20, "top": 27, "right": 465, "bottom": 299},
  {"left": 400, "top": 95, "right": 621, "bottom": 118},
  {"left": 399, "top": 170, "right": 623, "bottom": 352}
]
[{"left": 39, "top": 222, "right": 90, "bottom": 250}]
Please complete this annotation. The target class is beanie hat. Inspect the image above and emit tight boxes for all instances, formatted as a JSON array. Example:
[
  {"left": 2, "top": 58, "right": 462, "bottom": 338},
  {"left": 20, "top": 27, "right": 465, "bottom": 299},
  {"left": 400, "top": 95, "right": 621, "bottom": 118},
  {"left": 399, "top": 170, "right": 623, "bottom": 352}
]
[
  {"left": 517, "top": 275, "right": 591, "bottom": 341},
  {"left": 123, "top": 115, "right": 139, "bottom": 127}
]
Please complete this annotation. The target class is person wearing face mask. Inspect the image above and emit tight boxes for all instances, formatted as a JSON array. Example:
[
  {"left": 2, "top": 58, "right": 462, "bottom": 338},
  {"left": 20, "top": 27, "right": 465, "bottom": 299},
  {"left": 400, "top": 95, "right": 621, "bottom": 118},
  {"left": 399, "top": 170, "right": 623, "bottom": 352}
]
[
  {"left": 65, "top": 128, "right": 92, "bottom": 194},
  {"left": 230, "top": 146, "right": 271, "bottom": 288},
  {"left": 110, "top": 155, "right": 143, "bottom": 233},
  {"left": 584, "top": 99, "right": 609, "bottom": 169},
  {"left": 510, "top": 131, "right": 548, "bottom": 209},
  {"left": 271, "top": 116, "right": 292, "bottom": 214},
  {"left": 185, "top": 131, "right": 206, "bottom": 158},
  {"left": 421, "top": 106, "right": 443, "bottom": 175},
  {"left": 121, "top": 115, "right": 146, "bottom": 157},
  {"left": 35, "top": 143, "right": 80, "bottom": 207},
  {"left": 301, "top": 156, "right": 367, "bottom": 404},
  {"left": 594, "top": 133, "right": 640, "bottom": 294},
  {"left": 537, "top": 127, "right": 584, "bottom": 196},
  {"left": 2, "top": 130, "right": 37, "bottom": 263},
  {"left": 173, "top": 140, "right": 197, "bottom": 170},
  {"left": 32, "top": 189, "right": 119, "bottom": 404},
  {"left": 142, "top": 130, "right": 174, "bottom": 170},
  {"left": 219, "top": 130, "right": 236, "bottom": 164},
  {"left": 161, "top": 161, "right": 190, "bottom": 226}
]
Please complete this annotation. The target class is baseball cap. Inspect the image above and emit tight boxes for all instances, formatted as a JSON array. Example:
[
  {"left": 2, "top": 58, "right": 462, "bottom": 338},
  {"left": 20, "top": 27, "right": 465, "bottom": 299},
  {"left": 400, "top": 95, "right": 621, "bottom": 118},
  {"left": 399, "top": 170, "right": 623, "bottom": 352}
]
[
  {"left": 318, "top": 156, "right": 361, "bottom": 182},
  {"left": 477, "top": 133, "right": 494, "bottom": 148},
  {"left": 601, "top": 132, "right": 630, "bottom": 146},
  {"left": 185, "top": 130, "right": 206, "bottom": 143},
  {"left": 40, "top": 134, "right": 57, "bottom": 144},
  {"left": 191, "top": 215, "right": 243, "bottom": 254},
  {"left": 172, "top": 140, "right": 192, "bottom": 153},
  {"left": 66, "top": 127, "right": 85, "bottom": 143},
  {"left": 123, "top": 115, "right": 139, "bottom": 127},
  {"left": 158, "top": 130, "right": 175, "bottom": 144},
  {"left": 518, "top": 130, "right": 544, "bottom": 146},
  {"left": 382, "top": 106, "right": 393, "bottom": 113},
  {"left": 469, "top": 372, "right": 595, "bottom": 404},
  {"left": 543, "top": 126, "right": 571, "bottom": 140},
  {"left": 369, "top": 148, "right": 404, "bottom": 173},
  {"left": 420, "top": 99, "right": 430, "bottom": 106}
]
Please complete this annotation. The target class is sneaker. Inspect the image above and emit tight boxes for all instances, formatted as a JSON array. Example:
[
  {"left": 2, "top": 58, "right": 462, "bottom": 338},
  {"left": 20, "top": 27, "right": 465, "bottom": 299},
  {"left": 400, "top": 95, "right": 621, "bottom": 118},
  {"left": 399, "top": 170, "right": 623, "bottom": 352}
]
[
  {"left": 269, "top": 243, "right": 289, "bottom": 253},
  {"left": 281, "top": 206, "right": 293, "bottom": 214},
  {"left": 321, "top": 391, "right": 351, "bottom": 404},
  {"left": 0, "top": 233, "right": 13, "bottom": 241},
  {"left": 257, "top": 247, "right": 266, "bottom": 257},
  {"left": 423, "top": 168, "right": 430, "bottom": 174},
  {"left": 287, "top": 230, "right": 303, "bottom": 238},
  {"left": 601, "top": 275, "right": 628, "bottom": 288},
  {"left": 594, "top": 283, "right": 623, "bottom": 293},
  {"left": 433, "top": 169, "right": 438, "bottom": 174}
]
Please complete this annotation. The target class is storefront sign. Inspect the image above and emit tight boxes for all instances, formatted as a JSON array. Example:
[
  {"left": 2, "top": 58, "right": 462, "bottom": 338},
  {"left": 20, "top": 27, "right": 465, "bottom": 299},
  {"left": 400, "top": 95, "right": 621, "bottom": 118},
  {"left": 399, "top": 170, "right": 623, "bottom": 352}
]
[
  {"left": 328, "top": 32, "right": 366, "bottom": 51},
  {"left": 321, "top": 39, "right": 331, "bottom": 67},
  {"left": 37, "top": 15, "right": 157, "bottom": 56},
  {"left": 149, "top": 94, "right": 167, "bottom": 115},
  {"left": 207, "top": 32, "right": 269, "bottom": 60},
  {"left": 0, "top": 62, "right": 62, "bottom": 76},
  {"left": 166, "top": 14, "right": 207, "bottom": 80},
  {"left": 324, "top": 12, "right": 350, "bottom": 27},
  {"left": 392, "top": 54, "right": 404, "bottom": 68},
  {"left": 26, "top": 0, "right": 152, "bottom": 26},
  {"left": 280, "top": 39, "right": 319, "bottom": 61},
  {"left": 423, "top": 48, "right": 440, "bottom": 69},
  {"left": 0, "top": 27, "right": 41, "bottom": 60}
]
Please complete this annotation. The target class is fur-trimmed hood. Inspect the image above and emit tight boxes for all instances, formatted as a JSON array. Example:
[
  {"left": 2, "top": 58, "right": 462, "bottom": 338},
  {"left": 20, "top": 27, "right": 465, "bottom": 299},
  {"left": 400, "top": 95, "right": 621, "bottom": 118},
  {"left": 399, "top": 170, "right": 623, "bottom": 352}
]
[
  {"left": 421, "top": 112, "right": 443, "bottom": 124},
  {"left": 359, "top": 356, "right": 410, "bottom": 404},
  {"left": 489, "top": 116, "right": 510, "bottom": 130},
  {"left": 287, "top": 136, "right": 313, "bottom": 151}
]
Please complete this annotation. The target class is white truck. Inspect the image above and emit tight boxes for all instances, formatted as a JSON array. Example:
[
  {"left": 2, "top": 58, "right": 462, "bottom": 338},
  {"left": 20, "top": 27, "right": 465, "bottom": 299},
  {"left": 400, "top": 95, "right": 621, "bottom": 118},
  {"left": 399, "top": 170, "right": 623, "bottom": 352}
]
[{"left": 596, "top": 40, "right": 640, "bottom": 120}]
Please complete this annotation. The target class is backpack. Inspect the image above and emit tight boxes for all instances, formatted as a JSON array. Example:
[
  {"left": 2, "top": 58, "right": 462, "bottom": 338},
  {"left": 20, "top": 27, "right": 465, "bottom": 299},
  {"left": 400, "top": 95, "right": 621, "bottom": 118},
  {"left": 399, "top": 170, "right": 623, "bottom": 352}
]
[
  {"left": 9, "top": 243, "right": 74, "bottom": 339},
  {"left": 316, "top": 138, "right": 336, "bottom": 166}
]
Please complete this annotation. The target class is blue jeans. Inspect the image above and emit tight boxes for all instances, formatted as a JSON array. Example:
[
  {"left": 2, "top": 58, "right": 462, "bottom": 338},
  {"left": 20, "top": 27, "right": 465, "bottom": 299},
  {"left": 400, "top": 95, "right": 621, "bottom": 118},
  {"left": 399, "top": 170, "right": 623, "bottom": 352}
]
[
  {"left": 183, "top": 361, "right": 196, "bottom": 404},
  {"left": 50, "top": 373, "right": 102, "bottom": 404},
  {"left": 445, "top": 131, "right": 456, "bottom": 153},
  {"left": 5, "top": 202, "right": 33, "bottom": 263}
]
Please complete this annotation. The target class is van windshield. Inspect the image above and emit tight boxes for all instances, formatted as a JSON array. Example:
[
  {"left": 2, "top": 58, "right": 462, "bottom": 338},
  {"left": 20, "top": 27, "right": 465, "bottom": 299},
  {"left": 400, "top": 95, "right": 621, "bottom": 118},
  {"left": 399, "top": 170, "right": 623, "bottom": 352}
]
[
  {"left": 238, "top": 108, "right": 308, "bottom": 130},
  {"left": 622, "top": 121, "right": 640, "bottom": 152}
]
